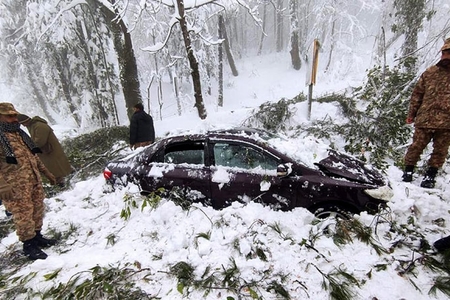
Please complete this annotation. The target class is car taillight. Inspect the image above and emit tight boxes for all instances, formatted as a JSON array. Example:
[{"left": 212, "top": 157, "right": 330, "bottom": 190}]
[{"left": 103, "top": 168, "right": 112, "bottom": 180}]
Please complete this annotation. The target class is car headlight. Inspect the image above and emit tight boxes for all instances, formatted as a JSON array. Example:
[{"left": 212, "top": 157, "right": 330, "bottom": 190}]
[{"left": 364, "top": 186, "right": 393, "bottom": 201}]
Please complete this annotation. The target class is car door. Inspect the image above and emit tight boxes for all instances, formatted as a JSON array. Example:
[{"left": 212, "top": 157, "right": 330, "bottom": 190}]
[
  {"left": 139, "top": 139, "right": 212, "bottom": 205},
  {"left": 209, "top": 140, "right": 296, "bottom": 210}
]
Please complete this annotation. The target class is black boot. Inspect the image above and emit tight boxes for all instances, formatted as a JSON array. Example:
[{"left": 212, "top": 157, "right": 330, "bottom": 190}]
[
  {"left": 434, "top": 235, "right": 450, "bottom": 252},
  {"left": 420, "top": 167, "right": 438, "bottom": 188},
  {"left": 34, "top": 231, "right": 57, "bottom": 248},
  {"left": 23, "top": 238, "right": 47, "bottom": 260},
  {"left": 402, "top": 165, "right": 414, "bottom": 182}
]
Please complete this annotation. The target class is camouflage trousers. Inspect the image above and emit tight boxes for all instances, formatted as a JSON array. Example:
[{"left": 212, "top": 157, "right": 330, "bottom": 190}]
[
  {"left": 2, "top": 181, "right": 45, "bottom": 241},
  {"left": 404, "top": 128, "right": 450, "bottom": 168}
]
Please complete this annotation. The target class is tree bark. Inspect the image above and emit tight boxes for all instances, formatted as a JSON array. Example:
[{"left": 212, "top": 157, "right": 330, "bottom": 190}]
[
  {"left": 218, "top": 15, "right": 224, "bottom": 107},
  {"left": 50, "top": 45, "right": 81, "bottom": 126},
  {"left": 176, "top": 0, "right": 207, "bottom": 120},
  {"left": 289, "top": 0, "right": 301, "bottom": 70},
  {"left": 219, "top": 15, "right": 239, "bottom": 77},
  {"left": 257, "top": 3, "right": 268, "bottom": 56},
  {"left": 276, "top": 0, "right": 284, "bottom": 52},
  {"left": 95, "top": 0, "right": 143, "bottom": 120},
  {"left": 23, "top": 55, "right": 57, "bottom": 124}
]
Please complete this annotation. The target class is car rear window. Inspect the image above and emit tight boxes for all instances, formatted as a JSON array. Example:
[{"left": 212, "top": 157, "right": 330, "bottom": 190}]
[{"left": 163, "top": 142, "right": 205, "bottom": 165}]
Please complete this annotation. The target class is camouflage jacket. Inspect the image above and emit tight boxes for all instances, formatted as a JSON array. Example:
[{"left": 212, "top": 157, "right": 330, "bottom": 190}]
[
  {"left": 407, "top": 64, "right": 450, "bottom": 129},
  {"left": 0, "top": 131, "right": 48, "bottom": 187}
]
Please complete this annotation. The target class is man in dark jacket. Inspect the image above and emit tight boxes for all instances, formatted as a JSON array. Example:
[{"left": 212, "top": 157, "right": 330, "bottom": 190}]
[
  {"left": 0, "top": 103, "right": 57, "bottom": 260},
  {"left": 129, "top": 103, "right": 155, "bottom": 149},
  {"left": 402, "top": 38, "right": 450, "bottom": 188}
]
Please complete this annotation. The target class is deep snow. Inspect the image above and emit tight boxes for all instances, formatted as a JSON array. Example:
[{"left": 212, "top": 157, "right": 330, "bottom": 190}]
[{"left": 2, "top": 51, "right": 450, "bottom": 299}]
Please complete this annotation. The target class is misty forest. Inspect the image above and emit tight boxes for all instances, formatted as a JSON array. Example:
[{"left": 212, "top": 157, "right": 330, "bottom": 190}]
[{"left": 0, "top": 0, "right": 449, "bottom": 167}]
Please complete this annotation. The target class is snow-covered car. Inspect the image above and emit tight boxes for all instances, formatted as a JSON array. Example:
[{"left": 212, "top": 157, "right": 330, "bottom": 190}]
[{"left": 103, "top": 128, "right": 392, "bottom": 217}]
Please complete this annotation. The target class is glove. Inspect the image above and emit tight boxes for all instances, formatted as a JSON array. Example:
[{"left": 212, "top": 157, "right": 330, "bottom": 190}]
[
  {"left": 0, "top": 178, "right": 14, "bottom": 201},
  {"left": 43, "top": 171, "right": 57, "bottom": 185},
  {"left": 406, "top": 117, "right": 414, "bottom": 124}
]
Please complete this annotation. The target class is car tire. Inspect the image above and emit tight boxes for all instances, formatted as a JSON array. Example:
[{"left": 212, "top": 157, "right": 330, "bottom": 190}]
[{"left": 313, "top": 204, "right": 355, "bottom": 220}]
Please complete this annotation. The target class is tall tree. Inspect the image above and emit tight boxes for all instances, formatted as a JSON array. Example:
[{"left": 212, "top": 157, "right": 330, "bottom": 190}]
[
  {"left": 175, "top": 0, "right": 207, "bottom": 119},
  {"left": 219, "top": 14, "right": 239, "bottom": 77},
  {"left": 275, "top": 0, "right": 285, "bottom": 52},
  {"left": 392, "top": 0, "right": 429, "bottom": 73},
  {"left": 94, "top": 0, "right": 143, "bottom": 120},
  {"left": 288, "top": 0, "right": 301, "bottom": 70}
]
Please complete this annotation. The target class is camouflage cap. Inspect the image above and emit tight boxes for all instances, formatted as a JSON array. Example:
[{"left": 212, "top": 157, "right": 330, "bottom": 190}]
[
  {"left": 441, "top": 38, "right": 450, "bottom": 51},
  {"left": 0, "top": 103, "right": 19, "bottom": 115}
]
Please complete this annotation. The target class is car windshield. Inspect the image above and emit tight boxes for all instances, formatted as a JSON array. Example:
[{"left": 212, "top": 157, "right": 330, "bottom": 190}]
[{"left": 262, "top": 133, "right": 329, "bottom": 169}]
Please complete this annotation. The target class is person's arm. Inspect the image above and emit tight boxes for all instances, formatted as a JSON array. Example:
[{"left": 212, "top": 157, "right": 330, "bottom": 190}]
[
  {"left": 36, "top": 156, "right": 56, "bottom": 185},
  {"left": 406, "top": 74, "right": 425, "bottom": 123},
  {"left": 0, "top": 175, "right": 13, "bottom": 201}
]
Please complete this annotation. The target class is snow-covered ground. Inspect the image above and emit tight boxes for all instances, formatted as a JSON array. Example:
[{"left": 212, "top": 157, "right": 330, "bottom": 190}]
[{"left": 2, "top": 52, "right": 450, "bottom": 299}]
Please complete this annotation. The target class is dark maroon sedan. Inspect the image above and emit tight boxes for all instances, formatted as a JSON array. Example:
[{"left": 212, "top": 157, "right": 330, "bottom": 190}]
[{"left": 103, "top": 128, "right": 392, "bottom": 217}]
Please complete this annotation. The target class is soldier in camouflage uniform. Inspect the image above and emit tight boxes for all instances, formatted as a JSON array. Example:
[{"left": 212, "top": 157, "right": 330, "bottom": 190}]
[
  {"left": 402, "top": 38, "right": 450, "bottom": 188},
  {"left": 0, "top": 103, "right": 57, "bottom": 260}
]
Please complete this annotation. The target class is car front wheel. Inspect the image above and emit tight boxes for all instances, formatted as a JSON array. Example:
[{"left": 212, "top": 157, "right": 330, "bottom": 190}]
[{"left": 313, "top": 204, "right": 356, "bottom": 220}]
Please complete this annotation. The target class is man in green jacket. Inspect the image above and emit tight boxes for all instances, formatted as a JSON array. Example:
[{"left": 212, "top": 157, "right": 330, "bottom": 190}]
[
  {"left": 18, "top": 114, "right": 72, "bottom": 187},
  {"left": 402, "top": 38, "right": 450, "bottom": 188}
]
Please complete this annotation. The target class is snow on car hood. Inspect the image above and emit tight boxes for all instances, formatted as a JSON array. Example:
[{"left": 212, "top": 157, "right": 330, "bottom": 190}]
[{"left": 313, "top": 149, "right": 386, "bottom": 186}]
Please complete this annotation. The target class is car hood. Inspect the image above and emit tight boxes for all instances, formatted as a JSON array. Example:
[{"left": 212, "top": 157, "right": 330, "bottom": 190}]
[{"left": 314, "top": 149, "right": 386, "bottom": 186}]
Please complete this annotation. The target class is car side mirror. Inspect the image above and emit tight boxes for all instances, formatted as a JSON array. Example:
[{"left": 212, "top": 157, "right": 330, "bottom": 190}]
[{"left": 277, "top": 164, "right": 291, "bottom": 177}]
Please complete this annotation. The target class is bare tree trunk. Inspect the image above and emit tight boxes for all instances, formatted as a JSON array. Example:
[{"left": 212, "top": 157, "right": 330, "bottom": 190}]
[
  {"left": 218, "top": 15, "right": 224, "bottom": 107},
  {"left": 176, "top": 0, "right": 207, "bottom": 120},
  {"left": 276, "top": 0, "right": 284, "bottom": 52},
  {"left": 80, "top": 3, "right": 119, "bottom": 126},
  {"left": 95, "top": 0, "right": 143, "bottom": 119},
  {"left": 219, "top": 15, "right": 239, "bottom": 77},
  {"left": 74, "top": 19, "right": 109, "bottom": 127},
  {"left": 393, "top": 0, "right": 426, "bottom": 73},
  {"left": 289, "top": 0, "right": 301, "bottom": 70},
  {"left": 257, "top": 3, "right": 268, "bottom": 56},
  {"left": 50, "top": 46, "right": 81, "bottom": 126},
  {"left": 24, "top": 60, "right": 57, "bottom": 124},
  {"left": 376, "top": 0, "right": 391, "bottom": 67},
  {"left": 324, "top": 18, "right": 336, "bottom": 72},
  {"left": 379, "top": 27, "right": 387, "bottom": 82},
  {"left": 174, "top": 77, "right": 182, "bottom": 114},
  {"left": 146, "top": 76, "right": 154, "bottom": 118}
]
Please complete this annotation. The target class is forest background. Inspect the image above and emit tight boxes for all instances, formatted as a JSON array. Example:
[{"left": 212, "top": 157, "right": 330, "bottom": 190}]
[{"left": 0, "top": 0, "right": 449, "bottom": 135}]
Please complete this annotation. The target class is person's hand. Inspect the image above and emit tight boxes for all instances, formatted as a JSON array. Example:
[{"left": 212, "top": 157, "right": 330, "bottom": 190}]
[
  {"left": 406, "top": 117, "right": 414, "bottom": 124},
  {"left": 0, "top": 179, "right": 13, "bottom": 201},
  {"left": 44, "top": 172, "right": 57, "bottom": 185}
]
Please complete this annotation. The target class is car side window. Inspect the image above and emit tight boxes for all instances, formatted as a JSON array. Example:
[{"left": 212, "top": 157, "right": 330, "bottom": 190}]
[
  {"left": 164, "top": 142, "right": 205, "bottom": 165},
  {"left": 213, "top": 142, "right": 278, "bottom": 170}
]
